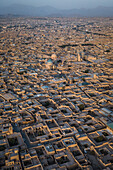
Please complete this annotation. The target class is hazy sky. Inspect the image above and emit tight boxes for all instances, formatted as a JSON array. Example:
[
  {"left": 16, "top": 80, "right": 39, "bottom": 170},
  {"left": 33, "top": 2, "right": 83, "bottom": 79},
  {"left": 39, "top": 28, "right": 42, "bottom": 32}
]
[{"left": 1, "top": 0, "right": 113, "bottom": 9}]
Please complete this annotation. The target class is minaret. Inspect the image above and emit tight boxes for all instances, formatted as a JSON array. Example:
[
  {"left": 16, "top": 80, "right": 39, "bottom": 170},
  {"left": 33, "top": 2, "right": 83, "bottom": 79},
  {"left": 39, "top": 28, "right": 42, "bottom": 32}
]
[
  {"left": 82, "top": 51, "right": 84, "bottom": 58},
  {"left": 77, "top": 50, "right": 81, "bottom": 62},
  {"left": 93, "top": 74, "right": 97, "bottom": 79}
]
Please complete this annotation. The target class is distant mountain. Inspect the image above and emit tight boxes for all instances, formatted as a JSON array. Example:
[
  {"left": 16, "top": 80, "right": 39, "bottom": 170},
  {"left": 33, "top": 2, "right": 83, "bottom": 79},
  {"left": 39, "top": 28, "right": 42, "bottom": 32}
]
[
  {"left": 0, "top": 4, "right": 59, "bottom": 17},
  {"left": 0, "top": 4, "right": 113, "bottom": 17}
]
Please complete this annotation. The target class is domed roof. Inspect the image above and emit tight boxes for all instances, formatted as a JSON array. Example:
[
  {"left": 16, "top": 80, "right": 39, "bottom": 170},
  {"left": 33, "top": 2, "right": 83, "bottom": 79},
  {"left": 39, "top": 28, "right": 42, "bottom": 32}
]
[
  {"left": 47, "top": 58, "right": 53, "bottom": 64},
  {"left": 51, "top": 54, "right": 57, "bottom": 60}
]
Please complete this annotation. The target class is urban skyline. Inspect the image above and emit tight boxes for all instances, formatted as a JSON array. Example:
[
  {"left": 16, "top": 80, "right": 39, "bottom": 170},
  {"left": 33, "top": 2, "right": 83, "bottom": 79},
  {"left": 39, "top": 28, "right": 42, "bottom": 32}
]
[
  {"left": 0, "top": 0, "right": 113, "bottom": 168},
  {"left": 0, "top": 16, "right": 113, "bottom": 169}
]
